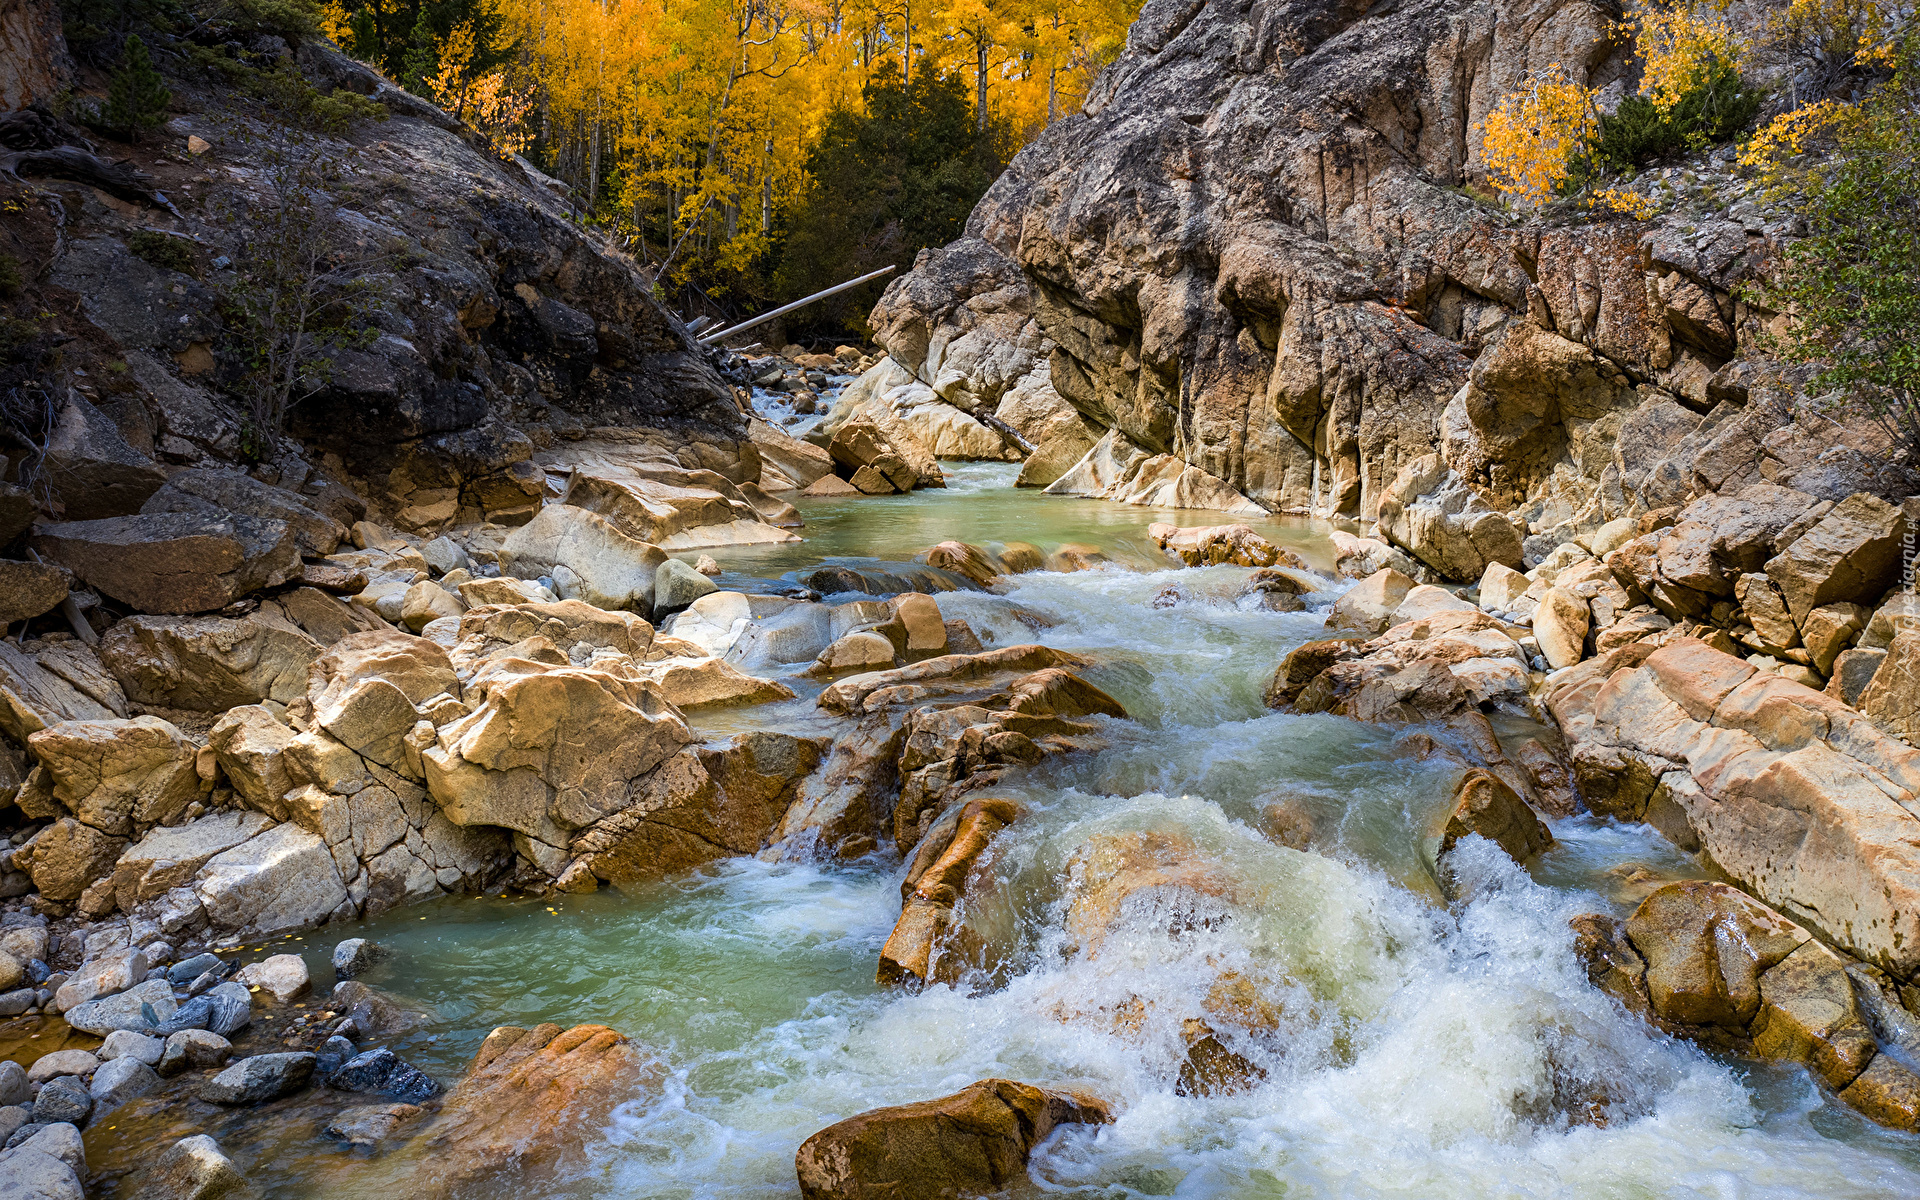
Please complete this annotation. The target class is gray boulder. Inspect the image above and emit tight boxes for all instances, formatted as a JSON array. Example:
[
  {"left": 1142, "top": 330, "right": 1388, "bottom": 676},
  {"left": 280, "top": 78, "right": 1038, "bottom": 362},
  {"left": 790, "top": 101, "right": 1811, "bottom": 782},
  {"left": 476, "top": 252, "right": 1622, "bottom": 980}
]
[
  {"left": 330, "top": 938, "right": 386, "bottom": 980},
  {"left": 652, "top": 557, "right": 717, "bottom": 615},
  {"left": 28, "top": 1078, "right": 88, "bottom": 1126},
  {"left": 0, "top": 1062, "right": 27, "bottom": 1108},
  {"left": 141, "top": 468, "right": 346, "bottom": 557},
  {"left": 199, "top": 1052, "right": 316, "bottom": 1105},
  {"left": 0, "top": 1147, "right": 83, "bottom": 1200},
  {"left": 136, "top": 1134, "right": 248, "bottom": 1200},
  {"left": 61, "top": 978, "right": 175, "bottom": 1035},
  {"left": 97, "top": 1030, "right": 164, "bottom": 1065},
  {"left": 157, "top": 1030, "right": 231, "bottom": 1078},
  {"left": 166, "top": 953, "right": 225, "bottom": 985},
  {"left": 0, "top": 563, "right": 71, "bottom": 627},
  {"left": 38, "top": 392, "right": 169, "bottom": 521},
  {"left": 87, "top": 1055, "right": 159, "bottom": 1116}
]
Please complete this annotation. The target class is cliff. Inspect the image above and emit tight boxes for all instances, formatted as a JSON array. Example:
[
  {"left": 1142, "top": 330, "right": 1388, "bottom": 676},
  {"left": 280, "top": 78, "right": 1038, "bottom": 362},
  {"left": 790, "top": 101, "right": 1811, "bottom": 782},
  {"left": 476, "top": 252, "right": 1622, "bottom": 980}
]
[{"left": 866, "top": 0, "right": 1911, "bottom": 577}]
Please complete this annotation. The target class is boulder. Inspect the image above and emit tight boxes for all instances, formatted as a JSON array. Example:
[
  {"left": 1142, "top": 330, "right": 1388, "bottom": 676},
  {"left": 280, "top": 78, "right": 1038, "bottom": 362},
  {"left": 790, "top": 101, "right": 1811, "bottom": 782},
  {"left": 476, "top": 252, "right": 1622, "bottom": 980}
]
[
  {"left": 1533, "top": 587, "right": 1591, "bottom": 669},
  {"left": 141, "top": 468, "right": 345, "bottom": 557},
  {"left": 1624, "top": 881, "right": 1808, "bottom": 1029},
  {"left": 1839, "top": 1056, "right": 1920, "bottom": 1132},
  {"left": 636, "top": 657, "right": 794, "bottom": 709},
  {"left": 0, "top": 562, "right": 71, "bottom": 626},
  {"left": 190, "top": 822, "right": 351, "bottom": 937},
  {"left": 17, "top": 818, "right": 126, "bottom": 902},
  {"left": 97, "top": 1031, "right": 163, "bottom": 1066},
  {"left": 1393, "top": 584, "right": 1478, "bottom": 626},
  {"left": 233, "top": 953, "right": 309, "bottom": 1004},
  {"left": 456, "top": 576, "right": 555, "bottom": 608},
  {"left": 1801, "top": 601, "right": 1869, "bottom": 675},
  {"left": 1734, "top": 573, "right": 1800, "bottom": 652},
  {"left": 651, "top": 557, "right": 717, "bottom": 614},
  {"left": 25, "top": 1052, "right": 98, "bottom": 1086},
  {"left": 794, "top": 1079, "right": 1111, "bottom": 1200},
  {"left": 38, "top": 392, "right": 169, "bottom": 521},
  {"left": 1147, "top": 523, "right": 1298, "bottom": 568},
  {"left": 99, "top": 611, "right": 323, "bottom": 710},
  {"left": 1477, "top": 561, "right": 1531, "bottom": 613},
  {"left": 134, "top": 1135, "right": 248, "bottom": 1200},
  {"left": 52, "top": 948, "right": 145, "bottom": 1012},
  {"left": 1376, "top": 457, "right": 1524, "bottom": 582},
  {"left": 1857, "top": 631, "right": 1920, "bottom": 740},
  {"left": 809, "top": 631, "right": 899, "bottom": 676},
  {"left": 498, "top": 504, "right": 669, "bottom": 612},
  {"left": 332, "top": 937, "right": 387, "bottom": 979},
  {"left": 1749, "top": 940, "right": 1877, "bottom": 1091},
  {"left": 559, "top": 461, "right": 799, "bottom": 548},
  {"left": 400, "top": 581, "right": 465, "bottom": 633},
  {"left": 424, "top": 657, "right": 693, "bottom": 852},
  {"left": 1828, "top": 646, "right": 1887, "bottom": 707},
  {"left": 330, "top": 980, "right": 429, "bottom": 1038},
  {"left": 802, "top": 474, "right": 861, "bottom": 497},
  {"left": 326, "top": 1047, "right": 443, "bottom": 1104},
  {"left": 1327, "top": 569, "right": 1414, "bottom": 635},
  {"left": 1765, "top": 493, "right": 1906, "bottom": 626},
  {"left": 1549, "top": 639, "right": 1920, "bottom": 975},
  {"left": 30, "top": 1078, "right": 90, "bottom": 1125},
  {"left": 32, "top": 510, "right": 300, "bottom": 614},
  {"left": 199, "top": 1052, "right": 316, "bottom": 1104},
  {"left": 63, "top": 978, "right": 176, "bottom": 1036},
  {"left": 878, "top": 798, "right": 1021, "bottom": 988},
  {"left": 1438, "top": 769, "right": 1552, "bottom": 864},
  {"left": 398, "top": 1023, "right": 660, "bottom": 1194},
  {"left": 324, "top": 1102, "right": 424, "bottom": 1147},
  {"left": 0, "top": 642, "right": 119, "bottom": 743},
  {"left": 157, "top": 1030, "right": 232, "bottom": 1077},
  {"left": 308, "top": 630, "right": 461, "bottom": 771},
  {"left": 205, "top": 710, "right": 299, "bottom": 816},
  {"left": 27, "top": 716, "right": 202, "bottom": 837},
  {"left": 87, "top": 1055, "right": 158, "bottom": 1114},
  {"left": 918, "top": 542, "right": 1003, "bottom": 587}
]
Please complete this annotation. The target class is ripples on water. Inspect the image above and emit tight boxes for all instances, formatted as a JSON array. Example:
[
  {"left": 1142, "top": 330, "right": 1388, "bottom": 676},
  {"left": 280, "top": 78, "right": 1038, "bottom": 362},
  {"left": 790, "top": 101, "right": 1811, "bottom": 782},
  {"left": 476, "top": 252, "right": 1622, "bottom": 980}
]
[{"left": 303, "top": 466, "right": 1920, "bottom": 1199}]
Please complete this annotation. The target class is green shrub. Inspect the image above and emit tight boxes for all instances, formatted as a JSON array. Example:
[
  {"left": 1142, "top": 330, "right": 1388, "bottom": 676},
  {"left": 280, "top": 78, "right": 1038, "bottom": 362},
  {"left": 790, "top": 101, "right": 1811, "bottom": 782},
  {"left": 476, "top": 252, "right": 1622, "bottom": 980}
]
[
  {"left": 104, "top": 33, "right": 172, "bottom": 142},
  {"left": 128, "top": 229, "right": 195, "bottom": 274},
  {"left": 0, "top": 254, "right": 22, "bottom": 298},
  {"left": 1592, "top": 62, "right": 1761, "bottom": 171}
]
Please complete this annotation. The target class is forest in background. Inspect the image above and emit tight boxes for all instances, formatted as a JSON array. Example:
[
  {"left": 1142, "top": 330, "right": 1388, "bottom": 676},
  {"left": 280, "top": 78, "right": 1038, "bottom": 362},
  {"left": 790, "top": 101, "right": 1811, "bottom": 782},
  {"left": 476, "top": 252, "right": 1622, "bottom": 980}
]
[{"left": 321, "top": 0, "right": 1142, "bottom": 337}]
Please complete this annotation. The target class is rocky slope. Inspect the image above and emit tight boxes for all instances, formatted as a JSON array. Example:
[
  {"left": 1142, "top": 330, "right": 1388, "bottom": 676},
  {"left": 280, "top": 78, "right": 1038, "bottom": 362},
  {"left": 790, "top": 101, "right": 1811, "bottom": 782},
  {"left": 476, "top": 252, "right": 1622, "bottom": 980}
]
[{"left": 858, "top": 0, "right": 1910, "bottom": 567}]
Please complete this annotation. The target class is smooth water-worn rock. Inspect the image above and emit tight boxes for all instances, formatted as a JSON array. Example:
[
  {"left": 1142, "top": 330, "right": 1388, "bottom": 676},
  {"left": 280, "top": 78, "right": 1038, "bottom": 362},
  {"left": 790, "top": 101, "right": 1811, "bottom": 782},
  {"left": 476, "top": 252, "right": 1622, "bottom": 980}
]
[
  {"left": 133, "top": 1134, "right": 248, "bottom": 1200},
  {"left": 199, "top": 1052, "right": 315, "bottom": 1105},
  {"left": 793, "top": 1078, "right": 1112, "bottom": 1200},
  {"left": 157, "top": 1030, "right": 232, "bottom": 1078},
  {"left": 233, "top": 954, "right": 309, "bottom": 1004},
  {"left": 332, "top": 938, "right": 387, "bottom": 979}
]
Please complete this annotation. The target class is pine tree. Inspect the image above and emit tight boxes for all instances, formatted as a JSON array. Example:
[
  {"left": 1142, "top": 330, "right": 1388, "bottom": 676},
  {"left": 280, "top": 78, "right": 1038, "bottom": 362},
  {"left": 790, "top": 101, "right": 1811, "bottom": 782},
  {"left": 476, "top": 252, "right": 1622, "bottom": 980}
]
[
  {"left": 104, "top": 35, "right": 171, "bottom": 143},
  {"left": 402, "top": 10, "right": 440, "bottom": 93}
]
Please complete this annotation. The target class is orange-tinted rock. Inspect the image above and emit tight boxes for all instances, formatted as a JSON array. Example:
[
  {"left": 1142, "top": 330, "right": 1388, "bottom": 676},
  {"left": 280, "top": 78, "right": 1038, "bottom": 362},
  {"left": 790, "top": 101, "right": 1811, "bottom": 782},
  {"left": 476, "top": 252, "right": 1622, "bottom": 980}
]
[
  {"left": 1439, "top": 769, "right": 1552, "bottom": 863},
  {"left": 878, "top": 798, "right": 1021, "bottom": 988},
  {"left": 404, "top": 1023, "right": 662, "bottom": 1196},
  {"left": 794, "top": 1079, "right": 1111, "bottom": 1200},
  {"left": 1624, "top": 881, "right": 1807, "bottom": 1029}
]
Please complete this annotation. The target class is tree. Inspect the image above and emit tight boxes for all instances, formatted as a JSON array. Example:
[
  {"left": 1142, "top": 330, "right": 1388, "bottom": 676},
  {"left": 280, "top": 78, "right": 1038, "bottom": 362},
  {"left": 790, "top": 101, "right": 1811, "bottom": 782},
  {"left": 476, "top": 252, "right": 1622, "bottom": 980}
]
[
  {"left": 216, "top": 138, "right": 388, "bottom": 457},
  {"left": 104, "top": 34, "right": 171, "bottom": 143},
  {"left": 1748, "top": 36, "right": 1920, "bottom": 460},
  {"left": 1480, "top": 62, "right": 1597, "bottom": 205}
]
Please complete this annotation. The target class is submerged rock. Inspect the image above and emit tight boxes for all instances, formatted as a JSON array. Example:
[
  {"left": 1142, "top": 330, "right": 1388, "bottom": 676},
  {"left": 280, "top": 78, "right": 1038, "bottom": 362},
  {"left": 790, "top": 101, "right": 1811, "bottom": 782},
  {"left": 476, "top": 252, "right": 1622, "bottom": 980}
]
[
  {"left": 794, "top": 1079, "right": 1110, "bottom": 1200},
  {"left": 134, "top": 1134, "right": 248, "bottom": 1200},
  {"left": 396, "top": 1023, "right": 661, "bottom": 1195}
]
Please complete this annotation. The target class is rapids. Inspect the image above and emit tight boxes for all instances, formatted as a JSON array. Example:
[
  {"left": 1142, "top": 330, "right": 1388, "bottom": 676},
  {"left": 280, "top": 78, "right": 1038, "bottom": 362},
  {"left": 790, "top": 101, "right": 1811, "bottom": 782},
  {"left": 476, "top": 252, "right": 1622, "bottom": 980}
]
[{"left": 234, "top": 459, "right": 1920, "bottom": 1197}]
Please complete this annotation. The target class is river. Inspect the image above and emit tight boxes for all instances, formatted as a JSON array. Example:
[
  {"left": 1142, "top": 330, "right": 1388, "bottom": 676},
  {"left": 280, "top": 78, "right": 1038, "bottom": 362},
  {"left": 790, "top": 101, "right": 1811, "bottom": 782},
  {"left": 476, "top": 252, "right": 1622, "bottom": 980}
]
[{"left": 209, "top": 452, "right": 1920, "bottom": 1198}]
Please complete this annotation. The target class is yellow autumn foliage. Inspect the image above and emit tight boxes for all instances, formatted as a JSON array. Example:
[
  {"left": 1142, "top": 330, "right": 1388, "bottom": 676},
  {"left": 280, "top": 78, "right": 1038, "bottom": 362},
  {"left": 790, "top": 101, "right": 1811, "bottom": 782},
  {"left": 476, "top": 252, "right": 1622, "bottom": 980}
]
[
  {"left": 1623, "top": 0, "right": 1746, "bottom": 111},
  {"left": 1480, "top": 62, "right": 1598, "bottom": 205}
]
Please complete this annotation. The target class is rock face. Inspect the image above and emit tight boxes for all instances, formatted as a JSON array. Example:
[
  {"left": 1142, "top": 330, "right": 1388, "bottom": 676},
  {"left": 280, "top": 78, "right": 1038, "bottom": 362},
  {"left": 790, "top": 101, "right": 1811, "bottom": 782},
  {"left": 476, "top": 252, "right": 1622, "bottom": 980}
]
[
  {"left": 863, "top": 0, "right": 1906, "bottom": 558},
  {"left": 794, "top": 1079, "right": 1112, "bottom": 1200}
]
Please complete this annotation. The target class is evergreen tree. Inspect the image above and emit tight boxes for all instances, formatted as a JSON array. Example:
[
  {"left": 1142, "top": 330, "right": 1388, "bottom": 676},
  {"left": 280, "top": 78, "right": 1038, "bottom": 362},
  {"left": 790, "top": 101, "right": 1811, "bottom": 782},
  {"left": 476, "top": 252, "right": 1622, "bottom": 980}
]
[
  {"left": 402, "top": 9, "right": 440, "bottom": 91},
  {"left": 103, "top": 34, "right": 170, "bottom": 143}
]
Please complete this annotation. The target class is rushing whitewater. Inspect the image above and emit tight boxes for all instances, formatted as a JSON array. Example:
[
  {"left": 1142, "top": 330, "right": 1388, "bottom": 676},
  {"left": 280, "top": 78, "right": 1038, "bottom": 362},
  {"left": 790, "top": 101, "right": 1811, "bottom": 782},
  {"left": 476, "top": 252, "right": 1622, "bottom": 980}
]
[{"left": 289, "top": 464, "right": 1920, "bottom": 1198}]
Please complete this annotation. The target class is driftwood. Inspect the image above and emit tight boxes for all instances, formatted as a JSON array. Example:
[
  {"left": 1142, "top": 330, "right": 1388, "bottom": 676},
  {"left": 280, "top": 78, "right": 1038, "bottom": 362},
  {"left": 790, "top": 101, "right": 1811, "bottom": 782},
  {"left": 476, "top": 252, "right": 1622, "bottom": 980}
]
[{"left": 0, "top": 145, "right": 177, "bottom": 213}]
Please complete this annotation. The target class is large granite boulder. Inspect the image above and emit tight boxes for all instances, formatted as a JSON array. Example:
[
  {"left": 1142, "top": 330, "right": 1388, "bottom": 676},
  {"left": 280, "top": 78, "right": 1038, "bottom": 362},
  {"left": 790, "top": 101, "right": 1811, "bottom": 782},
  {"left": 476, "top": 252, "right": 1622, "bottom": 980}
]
[
  {"left": 98, "top": 610, "right": 325, "bottom": 711},
  {"left": 497, "top": 504, "right": 669, "bottom": 613}
]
